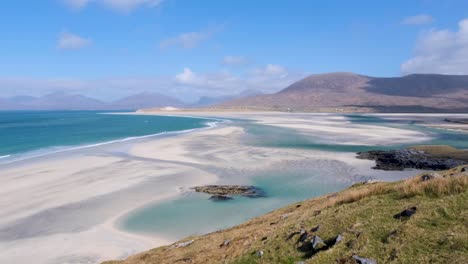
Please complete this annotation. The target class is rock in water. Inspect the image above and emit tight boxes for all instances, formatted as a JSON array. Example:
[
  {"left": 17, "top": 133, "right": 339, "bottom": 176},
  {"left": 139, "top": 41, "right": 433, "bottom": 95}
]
[
  {"left": 356, "top": 149, "right": 466, "bottom": 171},
  {"left": 394, "top": 207, "right": 417, "bottom": 219},
  {"left": 209, "top": 195, "right": 233, "bottom": 201},
  {"left": 353, "top": 255, "right": 377, "bottom": 264},
  {"left": 193, "top": 185, "right": 265, "bottom": 198}
]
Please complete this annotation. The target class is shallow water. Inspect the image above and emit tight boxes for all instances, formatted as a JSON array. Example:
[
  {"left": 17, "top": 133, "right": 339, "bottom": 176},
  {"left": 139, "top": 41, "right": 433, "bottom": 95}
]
[
  {"left": 120, "top": 114, "right": 468, "bottom": 241},
  {"left": 120, "top": 161, "right": 350, "bottom": 240}
]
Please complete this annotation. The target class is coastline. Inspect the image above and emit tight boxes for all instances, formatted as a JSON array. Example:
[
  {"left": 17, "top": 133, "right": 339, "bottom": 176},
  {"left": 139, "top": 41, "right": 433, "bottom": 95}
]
[{"left": 0, "top": 111, "right": 465, "bottom": 263}]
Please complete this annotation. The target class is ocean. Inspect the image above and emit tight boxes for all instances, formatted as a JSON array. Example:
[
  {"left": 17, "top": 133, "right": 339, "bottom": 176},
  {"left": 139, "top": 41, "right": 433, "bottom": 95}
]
[{"left": 0, "top": 111, "right": 211, "bottom": 163}]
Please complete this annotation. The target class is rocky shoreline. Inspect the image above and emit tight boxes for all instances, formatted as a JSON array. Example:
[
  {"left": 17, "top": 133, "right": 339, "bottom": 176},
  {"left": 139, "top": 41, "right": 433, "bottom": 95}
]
[
  {"left": 192, "top": 185, "right": 265, "bottom": 201},
  {"left": 356, "top": 148, "right": 466, "bottom": 171}
]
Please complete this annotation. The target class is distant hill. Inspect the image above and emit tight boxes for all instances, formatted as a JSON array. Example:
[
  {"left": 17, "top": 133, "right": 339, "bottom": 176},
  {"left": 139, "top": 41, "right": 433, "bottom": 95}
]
[
  {"left": 219, "top": 73, "right": 468, "bottom": 112},
  {"left": 108, "top": 92, "right": 185, "bottom": 110},
  {"left": 0, "top": 92, "right": 185, "bottom": 111},
  {"left": 192, "top": 89, "right": 263, "bottom": 107}
]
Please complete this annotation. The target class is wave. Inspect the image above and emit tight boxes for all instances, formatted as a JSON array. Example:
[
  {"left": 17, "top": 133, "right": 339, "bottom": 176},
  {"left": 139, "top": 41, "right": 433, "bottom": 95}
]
[{"left": 0, "top": 118, "right": 226, "bottom": 165}]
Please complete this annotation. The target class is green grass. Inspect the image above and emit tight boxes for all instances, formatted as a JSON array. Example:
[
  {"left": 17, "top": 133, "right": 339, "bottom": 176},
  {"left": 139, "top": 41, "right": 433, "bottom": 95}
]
[{"left": 104, "top": 166, "right": 468, "bottom": 264}]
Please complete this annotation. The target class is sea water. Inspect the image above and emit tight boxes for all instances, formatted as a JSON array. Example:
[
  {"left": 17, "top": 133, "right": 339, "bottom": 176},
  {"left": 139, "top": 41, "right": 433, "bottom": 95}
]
[{"left": 0, "top": 111, "right": 210, "bottom": 163}]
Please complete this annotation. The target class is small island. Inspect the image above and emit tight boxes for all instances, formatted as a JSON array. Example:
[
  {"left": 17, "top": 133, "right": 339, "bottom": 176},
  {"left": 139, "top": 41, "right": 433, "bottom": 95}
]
[{"left": 192, "top": 185, "right": 265, "bottom": 201}]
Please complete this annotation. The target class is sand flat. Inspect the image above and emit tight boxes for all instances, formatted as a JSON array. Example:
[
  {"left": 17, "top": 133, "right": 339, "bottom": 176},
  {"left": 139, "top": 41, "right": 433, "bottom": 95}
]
[{"left": 0, "top": 112, "right": 439, "bottom": 264}]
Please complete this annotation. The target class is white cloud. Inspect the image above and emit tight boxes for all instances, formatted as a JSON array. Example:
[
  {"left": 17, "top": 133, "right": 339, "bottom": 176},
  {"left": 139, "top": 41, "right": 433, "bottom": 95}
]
[
  {"left": 401, "top": 18, "right": 468, "bottom": 75},
  {"left": 222, "top": 56, "right": 250, "bottom": 66},
  {"left": 57, "top": 32, "right": 92, "bottom": 50},
  {"left": 401, "top": 14, "right": 434, "bottom": 25},
  {"left": 174, "top": 64, "right": 304, "bottom": 94},
  {"left": 160, "top": 30, "right": 214, "bottom": 49},
  {"left": 175, "top": 68, "right": 203, "bottom": 85},
  {"left": 63, "top": 0, "right": 163, "bottom": 12}
]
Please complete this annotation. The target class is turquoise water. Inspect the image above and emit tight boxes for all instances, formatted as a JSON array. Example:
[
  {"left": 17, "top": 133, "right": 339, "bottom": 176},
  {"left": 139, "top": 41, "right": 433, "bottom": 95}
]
[
  {"left": 121, "top": 114, "right": 468, "bottom": 240},
  {"left": 121, "top": 167, "right": 348, "bottom": 239},
  {"left": 0, "top": 111, "right": 210, "bottom": 159}
]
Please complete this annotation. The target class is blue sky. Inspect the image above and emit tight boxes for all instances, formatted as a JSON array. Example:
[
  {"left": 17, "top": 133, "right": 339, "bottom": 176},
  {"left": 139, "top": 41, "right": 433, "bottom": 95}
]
[{"left": 1, "top": 0, "right": 468, "bottom": 101}]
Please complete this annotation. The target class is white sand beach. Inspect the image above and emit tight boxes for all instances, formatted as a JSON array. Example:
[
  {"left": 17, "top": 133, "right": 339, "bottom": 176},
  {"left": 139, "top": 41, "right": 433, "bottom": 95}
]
[{"left": 0, "top": 112, "right": 441, "bottom": 264}]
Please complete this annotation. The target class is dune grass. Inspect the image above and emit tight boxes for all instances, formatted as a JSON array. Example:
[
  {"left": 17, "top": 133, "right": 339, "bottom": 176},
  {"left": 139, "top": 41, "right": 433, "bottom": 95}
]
[{"left": 104, "top": 166, "right": 468, "bottom": 264}]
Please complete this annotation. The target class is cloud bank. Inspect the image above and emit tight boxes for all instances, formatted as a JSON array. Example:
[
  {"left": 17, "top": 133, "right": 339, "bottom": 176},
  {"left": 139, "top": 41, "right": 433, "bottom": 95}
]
[{"left": 401, "top": 18, "right": 468, "bottom": 75}]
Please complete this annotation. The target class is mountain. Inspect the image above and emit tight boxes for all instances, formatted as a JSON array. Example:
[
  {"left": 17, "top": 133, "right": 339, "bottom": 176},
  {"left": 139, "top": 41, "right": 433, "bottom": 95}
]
[
  {"left": 192, "top": 89, "right": 263, "bottom": 107},
  {"left": 108, "top": 92, "right": 185, "bottom": 110},
  {"left": 219, "top": 73, "right": 468, "bottom": 112},
  {"left": 0, "top": 92, "right": 185, "bottom": 110},
  {"left": 104, "top": 165, "right": 468, "bottom": 264},
  {"left": 0, "top": 92, "right": 106, "bottom": 110}
]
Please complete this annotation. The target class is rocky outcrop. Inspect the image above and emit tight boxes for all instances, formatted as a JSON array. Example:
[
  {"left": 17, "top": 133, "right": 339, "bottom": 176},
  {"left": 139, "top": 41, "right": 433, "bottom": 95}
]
[
  {"left": 394, "top": 207, "right": 417, "bottom": 219},
  {"left": 193, "top": 185, "right": 265, "bottom": 200},
  {"left": 356, "top": 149, "right": 466, "bottom": 171}
]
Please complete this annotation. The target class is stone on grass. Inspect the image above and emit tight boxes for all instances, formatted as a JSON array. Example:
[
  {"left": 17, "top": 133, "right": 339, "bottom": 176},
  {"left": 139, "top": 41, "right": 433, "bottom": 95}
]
[
  {"left": 420, "top": 172, "right": 442, "bottom": 182},
  {"left": 353, "top": 255, "right": 377, "bottom": 264},
  {"left": 172, "top": 240, "right": 194, "bottom": 248},
  {"left": 393, "top": 207, "right": 417, "bottom": 219},
  {"left": 311, "top": 235, "right": 323, "bottom": 249}
]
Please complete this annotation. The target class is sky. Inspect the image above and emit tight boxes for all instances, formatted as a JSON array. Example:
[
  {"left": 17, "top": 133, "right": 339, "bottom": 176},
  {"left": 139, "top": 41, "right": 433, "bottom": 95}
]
[{"left": 1, "top": 0, "right": 468, "bottom": 102}]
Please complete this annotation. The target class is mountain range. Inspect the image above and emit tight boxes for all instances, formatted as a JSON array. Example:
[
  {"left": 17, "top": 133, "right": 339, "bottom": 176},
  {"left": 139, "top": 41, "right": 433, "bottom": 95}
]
[
  {"left": 0, "top": 91, "right": 186, "bottom": 111},
  {"left": 219, "top": 73, "right": 468, "bottom": 112},
  {"left": 3, "top": 73, "right": 468, "bottom": 112}
]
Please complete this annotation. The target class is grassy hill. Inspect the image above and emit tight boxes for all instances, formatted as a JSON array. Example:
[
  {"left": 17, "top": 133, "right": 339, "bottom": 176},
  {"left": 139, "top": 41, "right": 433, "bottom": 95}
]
[{"left": 104, "top": 166, "right": 468, "bottom": 264}]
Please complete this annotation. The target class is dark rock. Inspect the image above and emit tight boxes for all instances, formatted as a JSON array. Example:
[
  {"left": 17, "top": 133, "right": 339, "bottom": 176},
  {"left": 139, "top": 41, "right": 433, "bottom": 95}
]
[
  {"left": 193, "top": 185, "right": 265, "bottom": 198},
  {"left": 297, "top": 229, "right": 308, "bottom": 243},
  {"left": 261, "top": 236, "right": 268, "bottom": 241},
  {"left": 209, "top": 195, "right": 233, "bottom": 201},
  {"left": 313, "top": 210, "right": 321, "bottom": 216},
  {"left": 356, "top": 149, "right": 466, "bottom": 171},
  {"left": 394, "top": 207, "right": 417, "bottom": 219},
  {"left": 353, "top": 255, "right": 377, "bottom": 264},
  {"left": 310, "top": 225, "right": 320, "bottom": 232}
]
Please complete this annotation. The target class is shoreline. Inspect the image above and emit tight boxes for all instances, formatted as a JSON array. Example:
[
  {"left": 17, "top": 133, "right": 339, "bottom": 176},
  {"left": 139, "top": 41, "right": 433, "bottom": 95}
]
[
  {"left": 0, "top": 112, "right": 465, "bottom": 263},
  {"left": 0, "top": 114, "right": 223, "bottom": 166}
]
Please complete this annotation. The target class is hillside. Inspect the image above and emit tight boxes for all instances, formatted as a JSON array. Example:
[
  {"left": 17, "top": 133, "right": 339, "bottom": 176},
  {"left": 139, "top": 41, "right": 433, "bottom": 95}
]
[
  {"left": 104, "top": 166, "right": 468, "bottom": 264},
  {"left": 219, "top": 73, "right": 468, "bottom": 112}
]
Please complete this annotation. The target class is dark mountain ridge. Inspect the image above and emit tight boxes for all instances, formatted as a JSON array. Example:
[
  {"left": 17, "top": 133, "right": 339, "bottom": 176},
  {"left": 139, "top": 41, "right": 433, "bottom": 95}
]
[{"left": 220, "top": 72, "right": 468, "bottom": 112}]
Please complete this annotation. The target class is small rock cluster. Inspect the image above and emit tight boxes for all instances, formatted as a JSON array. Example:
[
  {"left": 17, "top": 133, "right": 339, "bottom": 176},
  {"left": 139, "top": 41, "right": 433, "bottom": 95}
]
[
  {"left": 356, "top": 149, "right": 466, "bottom": 171},
  {"left": 192, "top": 185, "right": 265, "bottom": 201},
  {"left": 287, "top": 224, "right": 344, "bottom": 259}
]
